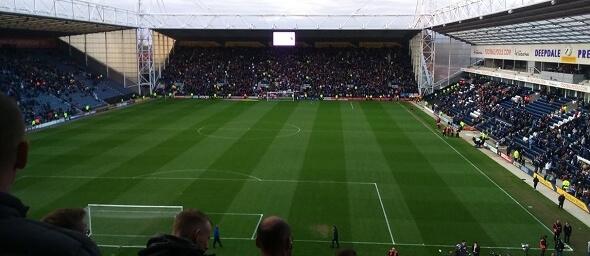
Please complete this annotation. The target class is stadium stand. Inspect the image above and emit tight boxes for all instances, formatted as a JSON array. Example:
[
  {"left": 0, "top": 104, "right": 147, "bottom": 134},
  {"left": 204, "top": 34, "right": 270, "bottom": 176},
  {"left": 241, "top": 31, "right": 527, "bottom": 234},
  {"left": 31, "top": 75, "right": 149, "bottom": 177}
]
[
  {"left": 0, "top": 47, "right": 134, "bottom": 125},
  {"left": 159, "top": 46, "right": 418, "bottom": 98},
  {"left": 434, "top": 77, "right": 590, "bottom": 204}
]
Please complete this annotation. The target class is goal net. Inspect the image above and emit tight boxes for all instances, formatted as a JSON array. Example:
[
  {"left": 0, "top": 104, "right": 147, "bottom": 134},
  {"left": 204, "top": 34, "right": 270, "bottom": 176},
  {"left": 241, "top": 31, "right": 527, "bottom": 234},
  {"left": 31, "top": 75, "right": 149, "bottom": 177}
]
[
  {"left": 266, "top": 91, "right": 296, "bottom": 101},
  {"left": 86, "top": 204, "right": 183, "bottom": 248}
]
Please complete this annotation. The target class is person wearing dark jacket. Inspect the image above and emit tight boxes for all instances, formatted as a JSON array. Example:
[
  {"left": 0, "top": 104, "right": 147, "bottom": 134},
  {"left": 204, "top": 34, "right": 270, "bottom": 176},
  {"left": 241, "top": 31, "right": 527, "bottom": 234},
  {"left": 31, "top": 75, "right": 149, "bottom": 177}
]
[
  {"left": 0, "top": 92, "right": 100, "bottom": 256},
  {"left": 555, "top": 239, "right": 565, "bottom": 256},
  {"left": 533, "top": 176, "right": 539, "bottom": 190},
  {"left": 213, "top": 224, "right": 222, "bottom": 248},
  {"left": 558, "top": 194, "right": 566, "bottom": 209},
  {"left": 563, "top": 222, "right": 572, "bottom": 243},
  {"left": 139, "top": 209, "right": 214, "bottom": 256},
  {"left": 331, "top": 226, "right": 339, "bottom": 248},
  {"left": 139, "top": 233, "right": 209, "bottom": 256},
  {"left": 471, "top": 242, "right": 480, "bottom": 256}
]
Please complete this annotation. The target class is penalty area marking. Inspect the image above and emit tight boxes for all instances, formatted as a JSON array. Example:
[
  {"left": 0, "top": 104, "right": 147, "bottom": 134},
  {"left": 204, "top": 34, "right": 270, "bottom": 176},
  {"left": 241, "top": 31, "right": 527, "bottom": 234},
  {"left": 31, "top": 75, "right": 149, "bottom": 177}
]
[
  {"left": 206, "top": 212, "right": 264, "bottom": 240},
  {"left": 252, "top": 213, "right": 264, "bottom": 239},
  {"left": 22, "top": 174, "right": 394, "bottom": 245},
  {"left": 350, "top": 101, "right": 354, "bottom": 109},
  {"left": 374, "top": 183, "right": 395, "bottom": 244}
]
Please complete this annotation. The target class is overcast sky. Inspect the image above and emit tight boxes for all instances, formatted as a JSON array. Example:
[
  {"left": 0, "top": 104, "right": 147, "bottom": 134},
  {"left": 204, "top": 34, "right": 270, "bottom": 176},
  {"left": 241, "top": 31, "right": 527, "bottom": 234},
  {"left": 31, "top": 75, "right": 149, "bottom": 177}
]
[{"left": 91, "top": 0, "right": 455, "bottom": 15}]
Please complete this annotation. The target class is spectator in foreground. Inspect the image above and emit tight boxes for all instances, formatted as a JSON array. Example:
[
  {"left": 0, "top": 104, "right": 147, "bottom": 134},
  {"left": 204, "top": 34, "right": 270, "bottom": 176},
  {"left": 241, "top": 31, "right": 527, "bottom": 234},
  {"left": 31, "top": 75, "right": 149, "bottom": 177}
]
[
  {"left": 255, "top": 216, "right": 292, "bottom": 256},
  {"left": 42, "top": 207, "right": 89, "bottom": 235},
  {"left": 336, "top": 248, "right": 357, "bottom": 256},
  {"left": 389, "top": 247, "right": 398, "bottom": 256},
  {"left": 0, "top": 92, "right": 100, "bottom": 255},
  {"left": 139, "top": 209, "right": 214, "bottom": 256}
]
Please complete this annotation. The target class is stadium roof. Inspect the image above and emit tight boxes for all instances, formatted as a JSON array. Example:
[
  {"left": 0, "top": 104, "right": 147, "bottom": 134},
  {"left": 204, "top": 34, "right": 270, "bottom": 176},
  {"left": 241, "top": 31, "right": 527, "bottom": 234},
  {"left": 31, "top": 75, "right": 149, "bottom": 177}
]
[
  {"left": 96, "top": 0, "right": 427, "bottom": 17},
  {"left": 105, "top": 0, "right": 440, "bottom": 30},
  {"left": 0, "top": 12, "right": 135, "bottom": 37},
  {"left": 154, "top": 28, "right": 420, "bottom": 43},
  {"left": 431, "top": 0, "right": 590, "bottom": 45}
]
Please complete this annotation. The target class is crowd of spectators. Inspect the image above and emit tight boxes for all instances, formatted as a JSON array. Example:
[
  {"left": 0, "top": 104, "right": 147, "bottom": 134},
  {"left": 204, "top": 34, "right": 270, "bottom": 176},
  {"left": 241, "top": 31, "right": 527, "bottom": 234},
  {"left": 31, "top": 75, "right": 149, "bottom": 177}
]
[
  {"left": 433, "top": 78, "right": 590, "bottom": 206},
  {"left": 530, "top": 111, "right": 590, "bottom": 200},
  {"left": 0, "top": 47, "right": 108, "bottom": 125},
  {"left": 159, "top": 46, "right": 417, "bottom": 98},
  {"left": 432, "top": 79, "right": 524, "bottom": 127}
]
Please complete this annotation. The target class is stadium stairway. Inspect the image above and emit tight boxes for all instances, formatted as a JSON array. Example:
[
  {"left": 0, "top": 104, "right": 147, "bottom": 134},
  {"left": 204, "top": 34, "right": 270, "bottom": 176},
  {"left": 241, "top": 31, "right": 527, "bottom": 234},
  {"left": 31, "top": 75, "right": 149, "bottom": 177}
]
[
  {"left": 35, "top": 93, "right": 73, "bottom": 113},
  {"left": 68, "top": 91, "right": 107, "bottom": 109}
]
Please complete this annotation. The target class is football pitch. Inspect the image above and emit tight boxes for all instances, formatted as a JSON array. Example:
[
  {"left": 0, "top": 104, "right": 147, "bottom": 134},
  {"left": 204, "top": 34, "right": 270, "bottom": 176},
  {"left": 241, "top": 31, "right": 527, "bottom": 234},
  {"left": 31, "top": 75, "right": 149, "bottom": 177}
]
[{"left": 13, "top": 99, "right": 575, "bottom": 255}]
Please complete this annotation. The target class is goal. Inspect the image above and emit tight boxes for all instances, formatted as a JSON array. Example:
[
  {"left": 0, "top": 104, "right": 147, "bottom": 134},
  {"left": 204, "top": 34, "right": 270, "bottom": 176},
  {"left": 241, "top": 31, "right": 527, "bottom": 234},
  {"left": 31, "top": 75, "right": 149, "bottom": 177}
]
[
  {"left": 86, "top": 204, "right": 183, "bottom": 247},
  {"left": 266, "top": 91, "right": 296, "bottom": 101}
]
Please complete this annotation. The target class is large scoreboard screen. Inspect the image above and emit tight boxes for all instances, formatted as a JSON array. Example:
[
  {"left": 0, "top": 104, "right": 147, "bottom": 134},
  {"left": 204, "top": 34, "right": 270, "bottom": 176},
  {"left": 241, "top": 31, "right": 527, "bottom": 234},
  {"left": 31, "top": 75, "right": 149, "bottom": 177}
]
[{"left": 273, "top": 32, "right": 295, "bottom": 46}]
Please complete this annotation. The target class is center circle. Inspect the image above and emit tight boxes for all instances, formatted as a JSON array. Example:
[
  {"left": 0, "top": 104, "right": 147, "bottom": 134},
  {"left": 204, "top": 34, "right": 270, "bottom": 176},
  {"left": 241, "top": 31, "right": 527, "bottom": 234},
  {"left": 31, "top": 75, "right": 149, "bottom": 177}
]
[{"left": 197, "top": 121, "right": 301, "bottom": 140}]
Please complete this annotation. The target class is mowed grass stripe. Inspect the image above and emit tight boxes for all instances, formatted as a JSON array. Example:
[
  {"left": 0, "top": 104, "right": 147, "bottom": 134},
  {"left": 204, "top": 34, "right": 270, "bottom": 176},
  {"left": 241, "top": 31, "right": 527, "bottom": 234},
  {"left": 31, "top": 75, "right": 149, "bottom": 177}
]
[
  {"left": 340, "top": 102, "right": 417, "bottom": 243},
  {"left": 25, "top": 100, "right": 187, "bottom": 166},
  {"left": 19, "top": 100, "right": 214, "bottom": 213},
  {"left": 15, "top": 100, "right": 194, "bottom": 193},
  {"left": 19, "top": 100, "right": 249, "bottom": 218},
  {"left": 249, "top": 101, "right": 319, "bottom": 181},
  {"left": 24, "top": 100, "right": 161, "bottom": 143},
  {"left": 353, "top": 102, "right": 424, "bottom": 243},
  {"left": 171, "top": 101, "right": 298, "bottom": 215},
  {"left": 362, "top": 102, "right": 494, "bottom": 245},
  {"left": 199, "top": 101, "right": 297, "bottom": 174},
  {"left": 395, "top": 103, "right": 549, "bottom": 246},
  {"left": 221, "top": 101, "right": 320, "bottom": 232},
  {"left": 289, "top": 102, "right": 352, "bottom": 245},
  {"left": 92, "top": 100, "right": 249, "bottom": 178},
  {"left": 15, "top": 100, "right": 570, "bottom": 256},
  {"left": 164, "top": 101, "right": 299, "bottom": 245}
]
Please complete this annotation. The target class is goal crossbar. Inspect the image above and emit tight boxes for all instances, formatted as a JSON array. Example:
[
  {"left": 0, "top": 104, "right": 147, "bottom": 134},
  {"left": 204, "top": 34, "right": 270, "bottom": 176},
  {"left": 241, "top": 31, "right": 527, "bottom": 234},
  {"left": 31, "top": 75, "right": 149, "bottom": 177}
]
[
  {"left": 87, "top": 204, "right": 183, "bottom": 209},
  {"left": 86, "top": 204, "right": 183, "bottom": 246},
  {"left": 266, "top": 91, "right": 295, "bottom": 101}
]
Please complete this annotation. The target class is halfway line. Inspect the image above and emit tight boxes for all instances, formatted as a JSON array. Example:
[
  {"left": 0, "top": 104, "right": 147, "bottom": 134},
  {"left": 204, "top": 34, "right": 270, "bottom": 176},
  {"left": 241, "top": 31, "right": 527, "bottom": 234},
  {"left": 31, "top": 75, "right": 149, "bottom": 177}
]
[{"left": 18, "top": 175, "right": 374, "bottom": 185}]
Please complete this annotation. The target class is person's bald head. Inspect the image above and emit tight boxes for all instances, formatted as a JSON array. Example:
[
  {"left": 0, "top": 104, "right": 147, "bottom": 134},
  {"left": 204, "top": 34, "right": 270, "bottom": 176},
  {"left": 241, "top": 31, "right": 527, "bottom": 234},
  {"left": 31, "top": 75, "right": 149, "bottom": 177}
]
[
  {"left": 0, "top": 92, "right": 28, "bottom": 193},
  {"left": 256, "top": 216, "right": 292, "bottom": 256},
  {"left": 173, "top": 209, "right": 212, "bottom": 251}
]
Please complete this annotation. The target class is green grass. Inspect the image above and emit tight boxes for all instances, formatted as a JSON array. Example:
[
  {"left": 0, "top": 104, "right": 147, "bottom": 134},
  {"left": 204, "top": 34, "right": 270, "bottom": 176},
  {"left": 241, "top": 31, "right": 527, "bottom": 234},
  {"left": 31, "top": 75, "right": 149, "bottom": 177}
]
[{"left": 13, "top": 99, "right": 589, "bottom": 256}]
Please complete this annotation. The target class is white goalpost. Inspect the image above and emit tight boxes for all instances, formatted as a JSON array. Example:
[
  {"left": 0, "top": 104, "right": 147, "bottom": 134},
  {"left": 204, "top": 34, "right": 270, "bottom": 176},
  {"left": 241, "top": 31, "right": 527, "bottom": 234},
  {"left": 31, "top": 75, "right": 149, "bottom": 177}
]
[
  {"left": 86, "top": 204, "right": 183, "bottom": 248},
  {"left": 266, "top": 91, "right": 296, "bottom": 101}
]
